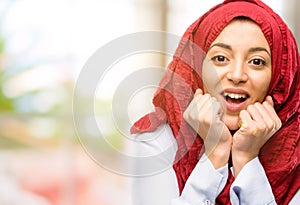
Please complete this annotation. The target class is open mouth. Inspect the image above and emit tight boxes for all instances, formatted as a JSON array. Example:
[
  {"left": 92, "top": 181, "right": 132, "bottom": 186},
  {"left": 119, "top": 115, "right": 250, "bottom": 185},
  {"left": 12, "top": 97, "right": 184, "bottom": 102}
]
[{"left": 223, "top": 92, "right": 249, "bottom": 104}]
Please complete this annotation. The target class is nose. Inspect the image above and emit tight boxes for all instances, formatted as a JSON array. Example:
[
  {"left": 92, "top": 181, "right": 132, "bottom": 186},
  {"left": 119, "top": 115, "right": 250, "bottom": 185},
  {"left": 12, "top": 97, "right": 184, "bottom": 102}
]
[{"left": 226, "top": 61, "right": 248, "bottom": 84}]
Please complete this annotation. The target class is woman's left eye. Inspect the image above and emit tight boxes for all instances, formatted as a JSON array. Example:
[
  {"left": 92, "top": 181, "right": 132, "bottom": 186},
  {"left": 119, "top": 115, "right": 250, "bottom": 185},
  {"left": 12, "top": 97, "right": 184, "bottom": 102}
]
[{"left": 250, "top": 58, "right": 266, "bottom": 66}]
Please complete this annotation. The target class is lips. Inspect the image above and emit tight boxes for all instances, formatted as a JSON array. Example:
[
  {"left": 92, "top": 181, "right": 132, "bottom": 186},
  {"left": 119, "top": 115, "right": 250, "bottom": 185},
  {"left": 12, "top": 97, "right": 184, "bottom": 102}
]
[{"left": 221, "top": 88, "right": 250, "bottom": 112}]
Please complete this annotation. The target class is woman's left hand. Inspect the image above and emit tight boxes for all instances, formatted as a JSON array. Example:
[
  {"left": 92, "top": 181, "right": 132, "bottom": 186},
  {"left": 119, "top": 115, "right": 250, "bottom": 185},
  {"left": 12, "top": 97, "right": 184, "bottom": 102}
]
[{"left": 231, "top": 96, "right": 282, "bottom": 176}]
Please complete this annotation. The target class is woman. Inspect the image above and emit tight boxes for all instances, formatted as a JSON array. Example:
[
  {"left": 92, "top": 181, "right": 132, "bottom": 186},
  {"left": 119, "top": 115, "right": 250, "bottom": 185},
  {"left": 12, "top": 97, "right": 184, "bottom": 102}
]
[{"left": 131, "top": 0, "right": 299, "bottom": 204}]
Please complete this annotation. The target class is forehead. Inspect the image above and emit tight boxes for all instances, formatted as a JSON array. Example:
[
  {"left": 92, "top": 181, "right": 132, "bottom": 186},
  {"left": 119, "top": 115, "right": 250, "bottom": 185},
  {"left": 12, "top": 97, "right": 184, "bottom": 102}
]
[{"left": 212, "top": 19, "right": 270, "bottom": 50}]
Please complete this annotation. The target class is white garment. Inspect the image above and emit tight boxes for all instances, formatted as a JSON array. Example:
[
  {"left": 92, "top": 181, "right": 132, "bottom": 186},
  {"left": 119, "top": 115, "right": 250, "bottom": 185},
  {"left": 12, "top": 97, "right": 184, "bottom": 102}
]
[{"left": 131, "top": 123, "right": 299, "bottom": 205}]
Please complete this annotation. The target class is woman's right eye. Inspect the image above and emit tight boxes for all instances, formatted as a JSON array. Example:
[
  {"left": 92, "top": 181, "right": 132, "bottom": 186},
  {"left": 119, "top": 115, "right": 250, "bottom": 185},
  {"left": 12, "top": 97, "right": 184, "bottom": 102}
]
[{"left": 211, "top": 55, "right": 229, "bottom": 64}]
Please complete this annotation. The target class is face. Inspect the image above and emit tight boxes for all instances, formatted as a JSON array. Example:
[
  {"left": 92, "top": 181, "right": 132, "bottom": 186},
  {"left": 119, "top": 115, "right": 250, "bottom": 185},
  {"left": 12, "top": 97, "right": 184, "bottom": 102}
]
[{"left": 202, "top": 19, "right": 272, "bottom": 130}]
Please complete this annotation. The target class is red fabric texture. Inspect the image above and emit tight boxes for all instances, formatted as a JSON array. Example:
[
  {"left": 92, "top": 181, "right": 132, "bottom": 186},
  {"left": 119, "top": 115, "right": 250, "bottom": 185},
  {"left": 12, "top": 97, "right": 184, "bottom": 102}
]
[{"left": 131, "top": 0, "right": 300, "bottom": 204}]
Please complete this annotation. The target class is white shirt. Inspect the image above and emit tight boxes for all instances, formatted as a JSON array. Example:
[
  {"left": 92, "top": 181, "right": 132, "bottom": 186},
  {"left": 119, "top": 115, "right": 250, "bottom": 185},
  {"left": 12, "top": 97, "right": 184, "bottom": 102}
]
[{"left": 132, "top": 123, "right": 299, "bottom": 205}]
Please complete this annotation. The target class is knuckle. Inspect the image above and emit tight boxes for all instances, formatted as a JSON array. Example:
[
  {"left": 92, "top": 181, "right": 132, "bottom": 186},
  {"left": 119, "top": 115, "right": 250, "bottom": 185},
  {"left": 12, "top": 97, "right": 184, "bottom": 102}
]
[
  {"left": 183, "top": 111, "right": 188, "bottom": 120},
  {"left": 254, "top": 102, "right": 261, "bottom": 107},
  {"left": 256, "top": 123, "right": 266, "bottom": 132},
  {"left": 259, "top": 126, "right": 267, "bottom": 132},
  {"left": 201, "top": 116, "right": 211, "bottom": 125},
  {"left": 266, "top": 122, "right": 273, "bottom": 130},
  {"left": 239, "top": 109, "right": 247, "bottom": 116},
  {"left": 247, "top": 104, "right": 254, "bottom": 111},
  {"left": 278, "top": 119, "right": 282, "bottom": 128}
]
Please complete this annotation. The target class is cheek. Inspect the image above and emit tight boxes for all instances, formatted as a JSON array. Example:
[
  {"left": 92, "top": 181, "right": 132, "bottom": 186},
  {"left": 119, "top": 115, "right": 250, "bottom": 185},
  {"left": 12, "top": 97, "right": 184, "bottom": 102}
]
[
  {"left": 251, "top": 71, "right": 272, "bottom": 100},
  {"left": 202, "top": 61, "right": 222, "bottom": 93}
]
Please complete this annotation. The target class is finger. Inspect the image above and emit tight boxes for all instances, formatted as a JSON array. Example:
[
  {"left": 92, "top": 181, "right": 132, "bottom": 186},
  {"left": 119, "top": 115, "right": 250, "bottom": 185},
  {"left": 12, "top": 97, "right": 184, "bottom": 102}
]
[
  {"left": 194, "top": 93, "right": 211, "bottom": 111},
  {"left": 239, "top": 110, "right": 261, "bottom": 136},
  {"left": 239, "top": 110, "right": 253, "bottom": 130},
  {"left": 194, "top": 88, "right": 203, "bottom": 97},
  {"left": 246, "top": 104, "right": 264, "bottom": 123},
  {"left": 184, "top": 93, "right": 210, "bottom": 122},
  {"left": 262, "top": 99, "right": 278, "bottom": 118},
  {"left": 185, "top": 90, "right": 205, "bottom": 113},
  {"left": 210, "top": 97, "right": 223, "bottom": 120},
  {"left": 197, "top": 96, "right": 223, "bottom": 123},
  {"left": 248, "top": 103, "right": 275, "bottom": 135},
  {"left": 253, "top": 102, "right": 274, "bottom": 130},
  {"left": 197, "top": 95, "right": 214, "bottom": 116},
  {"left": 264, "top": 95, "right": 274, "bottom": 107},
  {"left": 212, "top": 97, "right": 224, "bottom": 119},
  {"left": 262, "top": 99, "right": 282, "bottom": 130}
]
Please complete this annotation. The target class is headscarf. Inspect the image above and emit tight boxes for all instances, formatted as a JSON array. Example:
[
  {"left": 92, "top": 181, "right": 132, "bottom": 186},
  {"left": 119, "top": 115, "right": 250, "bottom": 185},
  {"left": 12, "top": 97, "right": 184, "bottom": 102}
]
[{"left": 131, "top": 0, "right": 300, "bottom": 204}]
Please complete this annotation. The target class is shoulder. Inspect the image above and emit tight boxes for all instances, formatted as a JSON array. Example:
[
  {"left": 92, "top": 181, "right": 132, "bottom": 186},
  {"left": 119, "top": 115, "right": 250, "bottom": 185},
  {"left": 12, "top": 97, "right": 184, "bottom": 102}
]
[
  {"left": 132, "top": 123, "right": 177, "bottom": 155},
  {"left": 131, "top": 123, "right": 178, "bottom": 176}
]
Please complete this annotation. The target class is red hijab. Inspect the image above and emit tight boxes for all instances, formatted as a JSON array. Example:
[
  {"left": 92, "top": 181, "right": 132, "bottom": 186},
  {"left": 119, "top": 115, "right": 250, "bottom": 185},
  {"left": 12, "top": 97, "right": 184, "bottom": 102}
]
[{"left": 131, "top": 0, "right": 300, "bottom": 204}]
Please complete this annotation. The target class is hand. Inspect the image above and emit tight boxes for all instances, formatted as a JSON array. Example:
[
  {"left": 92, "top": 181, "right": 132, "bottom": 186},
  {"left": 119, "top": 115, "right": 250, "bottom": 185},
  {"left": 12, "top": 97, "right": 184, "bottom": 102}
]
[
  {"left": 183, "top": 89, "right": 232, "bottom": 169},
  {"left": 232, "top": 96, "right": 282, "bottom": 176}
]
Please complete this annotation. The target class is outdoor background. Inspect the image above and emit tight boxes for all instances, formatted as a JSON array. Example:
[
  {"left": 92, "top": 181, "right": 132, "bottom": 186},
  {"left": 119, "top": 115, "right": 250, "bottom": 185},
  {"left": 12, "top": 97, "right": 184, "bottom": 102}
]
[{"left": 0, "top": 0, "right": 298, "bottom": 205}]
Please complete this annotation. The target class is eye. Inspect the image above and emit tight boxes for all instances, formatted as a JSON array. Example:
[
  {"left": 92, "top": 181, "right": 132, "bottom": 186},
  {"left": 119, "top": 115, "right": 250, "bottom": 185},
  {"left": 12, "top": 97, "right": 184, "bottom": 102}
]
[
  {"left": 211, "top": 55, "right": 229, "bottom": 65},
  {"left": 249, "top": 58, "right": 266, "bottom": 66}
]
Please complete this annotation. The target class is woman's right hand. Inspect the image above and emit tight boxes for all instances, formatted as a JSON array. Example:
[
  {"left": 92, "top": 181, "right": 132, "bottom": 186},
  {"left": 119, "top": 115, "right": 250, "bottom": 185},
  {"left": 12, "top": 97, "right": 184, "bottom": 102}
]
[{"left": 183, "top": 89, "right": 232, "bottom": 169}]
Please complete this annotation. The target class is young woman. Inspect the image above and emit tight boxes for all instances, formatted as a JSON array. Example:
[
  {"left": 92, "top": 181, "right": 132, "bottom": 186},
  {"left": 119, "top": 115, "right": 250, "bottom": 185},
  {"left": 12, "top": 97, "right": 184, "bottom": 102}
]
[{"left": 131, "top": 0, "right": 299, "bottom": 204}]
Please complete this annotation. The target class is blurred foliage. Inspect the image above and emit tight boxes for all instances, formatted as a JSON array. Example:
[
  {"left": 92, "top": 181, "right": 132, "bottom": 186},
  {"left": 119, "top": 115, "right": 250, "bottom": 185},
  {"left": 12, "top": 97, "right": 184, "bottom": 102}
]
[
  {"left": 0, "top": 34, "right": 14, "bottom": 111},
  {"left": 0, "top": 74, "right": 14, "bottom": 111},
  {"left": 0, "top": 0, "right": 125, "bottom": 152}
]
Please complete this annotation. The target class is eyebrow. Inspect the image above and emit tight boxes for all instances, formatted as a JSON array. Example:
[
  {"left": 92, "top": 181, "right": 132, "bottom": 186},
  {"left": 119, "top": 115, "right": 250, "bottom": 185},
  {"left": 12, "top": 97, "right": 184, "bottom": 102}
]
[
  {"left": 208, "top": 43, "right": 232, "bottom": 51},
  {"left": 208, "top": 43, "right": 271, "bottom": 57},
  {"left": 249, "top": 47, "right": 271, "bottom": 57}
]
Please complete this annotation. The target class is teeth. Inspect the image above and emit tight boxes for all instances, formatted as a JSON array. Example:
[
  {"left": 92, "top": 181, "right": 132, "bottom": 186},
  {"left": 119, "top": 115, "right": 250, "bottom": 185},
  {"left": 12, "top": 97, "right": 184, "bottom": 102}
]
[{"left": 224, "top": 92, "right": 247, "bottom": 99}]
